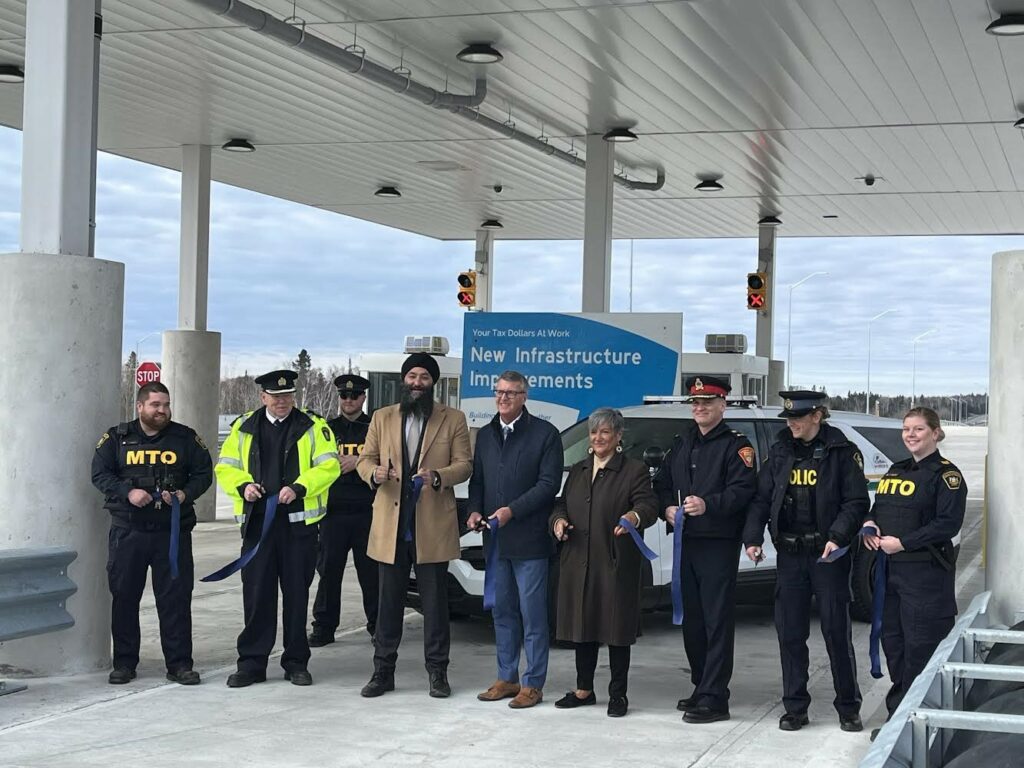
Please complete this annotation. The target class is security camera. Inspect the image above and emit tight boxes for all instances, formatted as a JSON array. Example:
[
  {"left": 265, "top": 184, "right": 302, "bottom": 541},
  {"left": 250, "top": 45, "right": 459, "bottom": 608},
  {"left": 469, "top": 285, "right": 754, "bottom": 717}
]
[{"left": 493, "top": 184, "right": 503, "bottom": 194}]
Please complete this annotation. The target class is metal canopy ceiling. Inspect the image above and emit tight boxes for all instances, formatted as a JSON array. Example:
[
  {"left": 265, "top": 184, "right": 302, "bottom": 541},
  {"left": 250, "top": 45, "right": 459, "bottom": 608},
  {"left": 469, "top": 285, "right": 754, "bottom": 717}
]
[{"left": 0, "top": 0, "right": 1023, "bottom": 239}]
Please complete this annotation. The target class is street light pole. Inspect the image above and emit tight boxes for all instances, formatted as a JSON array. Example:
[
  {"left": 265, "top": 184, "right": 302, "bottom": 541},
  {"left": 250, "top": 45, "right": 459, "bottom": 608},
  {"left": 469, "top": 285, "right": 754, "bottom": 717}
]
[
  {"left": 134, "top": 331, "right": 158, "bottom": 363},
  {"left": 911, "top": 328, "right": 938, "bottom": 408},
  {"left": 786, "top": 271, "right": 829, "bottom": 389},
  {"left": 866, "top": 309, "right": 897, "bottom": 415}
]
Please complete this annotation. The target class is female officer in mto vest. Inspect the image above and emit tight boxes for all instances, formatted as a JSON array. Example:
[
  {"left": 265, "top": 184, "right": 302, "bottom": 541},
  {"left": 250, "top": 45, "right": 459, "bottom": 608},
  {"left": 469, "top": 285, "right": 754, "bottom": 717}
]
[
  {"left": 744, "top": 391, "right": 869, "bottom": 732},
  {"left": 863, "top": 406, "right": 966, "bottom": 717}
]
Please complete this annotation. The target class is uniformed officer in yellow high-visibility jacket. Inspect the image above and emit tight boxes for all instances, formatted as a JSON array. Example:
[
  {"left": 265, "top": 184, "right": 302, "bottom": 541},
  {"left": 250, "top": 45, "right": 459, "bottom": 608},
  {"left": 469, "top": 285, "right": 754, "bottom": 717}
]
[{"left": 215, "top": 369, "right": 340, "bottom": 688}]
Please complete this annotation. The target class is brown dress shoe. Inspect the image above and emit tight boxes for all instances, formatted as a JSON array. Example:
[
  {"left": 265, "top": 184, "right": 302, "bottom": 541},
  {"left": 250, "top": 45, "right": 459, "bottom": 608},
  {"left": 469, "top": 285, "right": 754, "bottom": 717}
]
[
  {"left": 477, "top": 680, "right": 521, "bottom": 702},
  {"left": 508, "top": 686, "right": 543, "bottom": 709}
]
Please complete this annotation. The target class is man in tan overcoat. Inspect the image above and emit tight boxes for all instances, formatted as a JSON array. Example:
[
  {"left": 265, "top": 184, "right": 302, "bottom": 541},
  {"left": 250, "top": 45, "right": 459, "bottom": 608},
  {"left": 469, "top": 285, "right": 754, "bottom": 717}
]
[{"left": 356, "top": 353, "right": 472, "bottom": 699}]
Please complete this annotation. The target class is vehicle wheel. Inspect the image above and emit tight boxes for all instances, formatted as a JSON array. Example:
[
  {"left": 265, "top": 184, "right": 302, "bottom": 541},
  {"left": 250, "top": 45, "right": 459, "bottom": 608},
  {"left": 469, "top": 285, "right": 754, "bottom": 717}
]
[{"left": 850, "top": 546, "right": 875, "bottom": 623}]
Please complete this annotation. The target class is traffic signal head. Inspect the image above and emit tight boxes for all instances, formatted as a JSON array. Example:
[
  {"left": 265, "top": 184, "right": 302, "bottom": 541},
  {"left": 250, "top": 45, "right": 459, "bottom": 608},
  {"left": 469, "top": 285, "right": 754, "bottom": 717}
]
[
  {"left": 746, "top": 272, "right": 767, "bottom": 310},
  {"left": 457, "top": 270, "right": 477, "bottom": 308}
]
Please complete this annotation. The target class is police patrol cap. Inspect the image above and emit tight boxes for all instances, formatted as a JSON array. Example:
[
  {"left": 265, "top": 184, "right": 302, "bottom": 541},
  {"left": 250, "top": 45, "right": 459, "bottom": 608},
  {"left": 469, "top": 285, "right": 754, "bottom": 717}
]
[
  {"left": 684, "top": 375, "right": 731, "bottom": 401},
  {"left": 779, "top": 390, "right": 828, "bottom": 417},
  {"left": 334, "top": 374, "right": 370, "bottom": 395},
  {"left": 255, "top": 369, "right": 298, "bottom": 394}
]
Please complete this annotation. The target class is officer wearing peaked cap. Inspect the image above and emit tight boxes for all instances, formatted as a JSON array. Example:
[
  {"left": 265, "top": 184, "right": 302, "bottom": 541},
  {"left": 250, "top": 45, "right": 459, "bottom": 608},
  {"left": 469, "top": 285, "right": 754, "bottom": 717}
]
[
  {"left": 308, "top": 374, "right": 379, "bottom": 647},
  {"left": 744, "top": 390, "right": 869, "bottom": 732},
  {"left": 653, "top": 375, "right": 756, "bottom": 724},
  {"left": 215, "top": 369, "right": 340, "bottom": 688}
]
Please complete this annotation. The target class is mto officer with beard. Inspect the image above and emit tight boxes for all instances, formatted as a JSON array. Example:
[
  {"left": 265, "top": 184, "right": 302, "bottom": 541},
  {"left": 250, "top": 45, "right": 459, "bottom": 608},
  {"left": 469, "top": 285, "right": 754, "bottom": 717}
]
[
  {"left": 356, "top": 353, "right": 472, "bottom": 699},
  {"left": 744, "top": 391, "right": 868, "bottom": 733},
  {"left": 309, "top": 374, "right": 379, "bottom": 647},
  {"left": 92, "top": 382, "right": 213, "bottom": 685}
]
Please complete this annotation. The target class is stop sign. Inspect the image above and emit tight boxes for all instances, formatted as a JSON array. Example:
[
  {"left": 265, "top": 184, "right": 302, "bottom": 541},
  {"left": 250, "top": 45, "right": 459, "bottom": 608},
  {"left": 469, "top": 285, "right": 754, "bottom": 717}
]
[{"left": 136, "top": 361, "right": 161, "bottom": 387}]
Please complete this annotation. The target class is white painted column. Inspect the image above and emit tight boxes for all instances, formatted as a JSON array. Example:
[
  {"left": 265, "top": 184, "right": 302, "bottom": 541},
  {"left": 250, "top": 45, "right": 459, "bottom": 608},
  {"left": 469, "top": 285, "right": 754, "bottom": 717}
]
[
  {"left": 20, "top": 0, "right": 100, "bottom": 258},
  {"left": 165, "top": 145, "right": 220, "bottom": 522},
  {"left": 755, "top": 218, "right": 778, "bottom": 360},
  {"left": 473, "top": 228, "right": 494, "bottom": 312},
  {"left": 581, "top": 134, "right": 613, "bottom": 313},
  {"left": 985, "top": 250, "right": 1024, "bottom": 625},
  {"left": 0, "top": 0, "right": 118, "bottom": 678}
]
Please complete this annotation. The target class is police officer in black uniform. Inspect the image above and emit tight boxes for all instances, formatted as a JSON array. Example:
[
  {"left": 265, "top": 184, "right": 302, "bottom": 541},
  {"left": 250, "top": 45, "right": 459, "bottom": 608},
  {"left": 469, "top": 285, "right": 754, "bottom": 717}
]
[
  {"left": 653, "top": 375, "right": 756, "bottom": 724},
  {"left": 863, "top": 406, "right": 966, "bottom": 719},
  {"left": 91, "top": 381, "right": 213, "bottom": 685},
  {"left": 743, "top": 390, "right": 868, "bottom": 732},
  {"left": 308, "top": 374, "right": 379, "bottom": 646}
]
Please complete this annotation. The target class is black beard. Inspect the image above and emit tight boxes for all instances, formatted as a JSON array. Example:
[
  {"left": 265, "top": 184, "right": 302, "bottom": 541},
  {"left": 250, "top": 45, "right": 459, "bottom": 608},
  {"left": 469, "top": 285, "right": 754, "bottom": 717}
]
[
  {"left": 399, "top": 384, "right": 434, "bottom": 420},
  {"left": 139, "top": 414, "right": 168, "bottom": 432}
]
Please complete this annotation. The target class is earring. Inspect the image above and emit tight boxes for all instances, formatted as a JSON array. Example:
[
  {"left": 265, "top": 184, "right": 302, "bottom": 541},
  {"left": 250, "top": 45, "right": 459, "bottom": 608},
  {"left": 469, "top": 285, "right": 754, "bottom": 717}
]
[
  {"left": 587, "top": 447, "right": 594, "bottom": 455},
  {"left": 615, "top": 444, "right": 623, "bottom": 453}
]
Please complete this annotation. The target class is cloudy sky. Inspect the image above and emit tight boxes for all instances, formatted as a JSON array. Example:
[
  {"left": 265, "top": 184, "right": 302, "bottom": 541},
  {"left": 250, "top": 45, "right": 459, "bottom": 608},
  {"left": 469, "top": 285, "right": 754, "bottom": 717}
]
[{"left": 0, "top": 125, "right": 1012, "bottom": 398}]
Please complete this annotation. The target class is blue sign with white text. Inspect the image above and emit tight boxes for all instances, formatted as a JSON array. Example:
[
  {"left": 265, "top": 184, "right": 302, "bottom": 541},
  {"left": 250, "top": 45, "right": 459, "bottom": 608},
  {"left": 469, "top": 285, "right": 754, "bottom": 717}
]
[{"left": 461, "top": 312, "right": 681, "bottom": 431}]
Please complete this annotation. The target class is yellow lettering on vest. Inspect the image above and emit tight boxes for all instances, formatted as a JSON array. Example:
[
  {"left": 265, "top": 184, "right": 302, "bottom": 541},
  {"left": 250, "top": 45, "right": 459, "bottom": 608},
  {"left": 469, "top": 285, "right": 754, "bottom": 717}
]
[
  {"left": 789, "top": 468, "right": 818, "bottom": 486},
  {"left": 126, "top": 450, "right": 146, "bottom": 465},
  {"left": 125, "top": 449, "right": 177, "bottom": 465},
  {"left": 340, "top": 443, "right": 365, "bottom": 456},
  {"left": 899, "top": 480, "right": 915, "bottom": 496},
  {"left": 160, "top": 451, "right": 177, "bottom": 465}
]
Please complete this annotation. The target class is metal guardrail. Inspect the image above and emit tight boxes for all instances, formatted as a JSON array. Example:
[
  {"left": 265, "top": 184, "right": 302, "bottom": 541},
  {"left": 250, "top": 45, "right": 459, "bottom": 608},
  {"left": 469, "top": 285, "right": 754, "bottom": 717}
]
[
  {"left": 860, "top": 591, "right": 1024, "bottom": 767},
  {"left": 0, "top": 547, "right": 78, "bottom": 696}
]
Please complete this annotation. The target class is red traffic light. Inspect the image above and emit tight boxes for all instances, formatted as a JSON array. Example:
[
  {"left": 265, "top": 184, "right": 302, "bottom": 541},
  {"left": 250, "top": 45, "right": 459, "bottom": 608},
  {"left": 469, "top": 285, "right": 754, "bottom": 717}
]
[
  {"left": 457, "top": 291, "right": 475, "bottom": 306},
  {"left": 747, "top": 293, "right": 765, "bottom": 309},
  {"left": 746, "top": 271, "right": 767, "bottom": 311}
]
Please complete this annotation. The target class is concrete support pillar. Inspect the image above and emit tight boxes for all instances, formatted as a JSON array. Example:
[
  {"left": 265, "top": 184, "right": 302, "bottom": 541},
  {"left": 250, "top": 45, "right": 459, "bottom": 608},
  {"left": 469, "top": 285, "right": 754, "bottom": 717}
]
[
  {"left": 0, "top": 0, "right": 117, "bottom": 676},
  {"left": 20, "top": 0, "right": 100, "bottom": 258},
  {"left": 0, "top": 255, "right": 124, "bottom": 674},
  {"left": 581, "top": 134, "right": 613, "bottom": 313},
  {"left": 986, "top": 250, "right": 1024, "bottom": 625},
  {"left": 473, "top": 228, "right": 494, "bottom": 312},
  {"left": 767, "top": 360, "right": 785, "bottom": 406},
  {"left": 161, "top": 331, "right": 221, "bottom": 522},
  {"left": 755, "top": 218, "right": 778, "bottom": 360},
  {"left": 178, "top": 145, "right": 211, "bottom": 331},
  {"left": 166, "top": 145, "right": 219, "bottom": 522}
]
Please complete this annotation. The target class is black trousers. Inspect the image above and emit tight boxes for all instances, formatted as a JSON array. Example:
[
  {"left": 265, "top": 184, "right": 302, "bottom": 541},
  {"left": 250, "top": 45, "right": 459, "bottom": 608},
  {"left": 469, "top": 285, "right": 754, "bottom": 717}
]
[
  {"left": 575, "top": 642, "right": 631, "bottom": 698},
  {"left": 374, "top": 538, "right": 449, "bottom": 674},
  {"left": 774, "top": 549, "right": 861, "bottom": 717},
  {"left": 311, "top": 509, "right": 379, "bottom": 635},
  {"left": 882, "top": 559, "right": 956, "bottom": 716},
  {"left": 237, "top": 516, "right": 317, "bottom": 674},
  {"left": 681, "top": 537, "right": 740, "bottom": 712},
  {"left": 107, "top": 524, "right": 193, "bottom": 672}
]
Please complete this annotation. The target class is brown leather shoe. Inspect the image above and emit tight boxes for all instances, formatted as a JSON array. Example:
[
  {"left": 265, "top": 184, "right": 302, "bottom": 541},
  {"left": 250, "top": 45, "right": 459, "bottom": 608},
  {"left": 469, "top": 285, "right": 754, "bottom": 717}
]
[
  {"left": 477, "top": 679, "right": 521, "bottom": 701},
  {"left": 508, "top": 686, "right": 543, "bottom": 709}
]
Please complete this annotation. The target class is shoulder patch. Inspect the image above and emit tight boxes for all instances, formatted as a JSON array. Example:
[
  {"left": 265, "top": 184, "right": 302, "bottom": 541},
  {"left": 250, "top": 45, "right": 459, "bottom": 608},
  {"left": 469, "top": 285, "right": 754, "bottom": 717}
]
[
  {"left": 195, "top": 433, "right": 208, "bottom": 450},
  {"left": 321, "top": 426, "right": 332, "bottom": 441},
  {"left": 96, "top": 432, "right": 110, "bottom": 450},
  {"left": 738, "top": 446, "right": 755, "bottom": 468},
  {"left": 852, "top": 451, "right": 863, "bottom": 470},
  {"left": 942, "top": 470, "right": 963, "bottom": 491}
]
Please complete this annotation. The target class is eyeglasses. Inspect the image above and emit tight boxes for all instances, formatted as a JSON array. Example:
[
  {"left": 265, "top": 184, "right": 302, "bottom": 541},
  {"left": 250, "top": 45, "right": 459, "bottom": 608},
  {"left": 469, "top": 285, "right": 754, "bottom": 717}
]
[
  {"left": 339, "top": 392, "right": 364, "bottom": 400},
  {"left": 493, "top": 389, "right": 525, "bottom": 399}
]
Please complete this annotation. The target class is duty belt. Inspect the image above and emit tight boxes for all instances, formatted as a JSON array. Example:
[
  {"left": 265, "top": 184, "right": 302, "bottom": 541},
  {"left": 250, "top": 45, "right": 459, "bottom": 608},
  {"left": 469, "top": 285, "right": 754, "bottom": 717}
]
[{"left": 775, "top": 532, "right": 824, "bottom": 554}]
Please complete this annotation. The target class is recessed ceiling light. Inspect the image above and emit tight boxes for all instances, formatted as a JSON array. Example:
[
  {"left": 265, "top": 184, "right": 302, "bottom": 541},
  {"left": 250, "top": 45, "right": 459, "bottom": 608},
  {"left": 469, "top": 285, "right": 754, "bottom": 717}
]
[
  {"left": 758, "top": 215, "right": 781, "bottom": 226},
  {"left": 456, "top": 43, "right": 503, "bottom": 64},
  {"left": 695, "top": 178, "right": 723, "bottom": 192},
  {"left": 374, "top": 186, "right": 401, "bottom": 198},
  {"left": 480, "top": 219, "right": 503, "bottom": 230},
  {"left": 221, "top": 138, "right": 255, "bottom": 153},
  {"left": 603, "top": 127, "right": 638, "bottom": 143},
  {"left": 986, "top": 14, "right": 1024, "bottom": 36},
  {"left": 0, "top": 64, "right": 24, "bottom": 83}
]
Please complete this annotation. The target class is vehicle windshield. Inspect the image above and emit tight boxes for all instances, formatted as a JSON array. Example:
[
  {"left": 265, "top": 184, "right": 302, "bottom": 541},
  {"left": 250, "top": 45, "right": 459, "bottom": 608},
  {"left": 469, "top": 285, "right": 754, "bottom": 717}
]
[{"left": 852, "top": 426, "right": 912, "bottom": 463}]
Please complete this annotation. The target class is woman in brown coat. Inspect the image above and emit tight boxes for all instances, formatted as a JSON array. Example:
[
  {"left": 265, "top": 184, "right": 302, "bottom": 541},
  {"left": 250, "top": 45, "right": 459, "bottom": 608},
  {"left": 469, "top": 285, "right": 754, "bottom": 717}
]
[{"left": 550, "top": 407, "right": 658, "bottom": 717}]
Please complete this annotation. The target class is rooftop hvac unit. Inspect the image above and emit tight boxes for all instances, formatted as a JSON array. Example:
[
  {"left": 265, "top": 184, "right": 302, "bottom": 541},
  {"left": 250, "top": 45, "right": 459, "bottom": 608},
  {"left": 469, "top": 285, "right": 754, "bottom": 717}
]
[
  {"left": 404, "top": 335, "right": 450, "bottom": 356},
  {"left": 704, "top": 334, "right": 747, "bottom": 354}
]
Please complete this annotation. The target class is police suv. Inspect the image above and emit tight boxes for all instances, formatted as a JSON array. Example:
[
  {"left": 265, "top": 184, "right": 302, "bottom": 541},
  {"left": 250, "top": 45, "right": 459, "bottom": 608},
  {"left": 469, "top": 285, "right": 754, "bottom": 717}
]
[{"left": 411, "top": 397, "right": 933, "bottom": 623}]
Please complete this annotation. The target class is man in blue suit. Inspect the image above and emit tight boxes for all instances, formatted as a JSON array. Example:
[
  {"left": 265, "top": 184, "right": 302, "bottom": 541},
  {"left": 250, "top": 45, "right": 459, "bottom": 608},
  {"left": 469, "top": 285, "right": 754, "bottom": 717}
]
[{"left": 467, "top": 370, "right": 564, "bottom": 709}]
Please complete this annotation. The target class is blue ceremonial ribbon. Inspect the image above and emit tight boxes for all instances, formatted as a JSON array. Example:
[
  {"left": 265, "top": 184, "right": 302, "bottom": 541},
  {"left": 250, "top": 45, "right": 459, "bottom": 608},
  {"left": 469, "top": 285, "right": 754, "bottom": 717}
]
[
  {"left": 868, "top": 527, "right": 888, "bottom": 679},
  {"left": 671, "top": 513, "right": 686, "bottom": 625},
  {"left": 618, "top": 516, "right": 658, "bottom": 561},
  {"left": 816, "top": 524, "right": 880, "bottom": 563},
  {"left": 201, "top": 494, "right": 279, "bottom": 582},
  {"left": 482, "top": 516, "right": 499, "bottom": 611},
  {"left": 160, "top": 488, "right": 182, "bottom": 580},
  {"left": 404, "top": 475, "right": 424, "bottom": 542}
]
